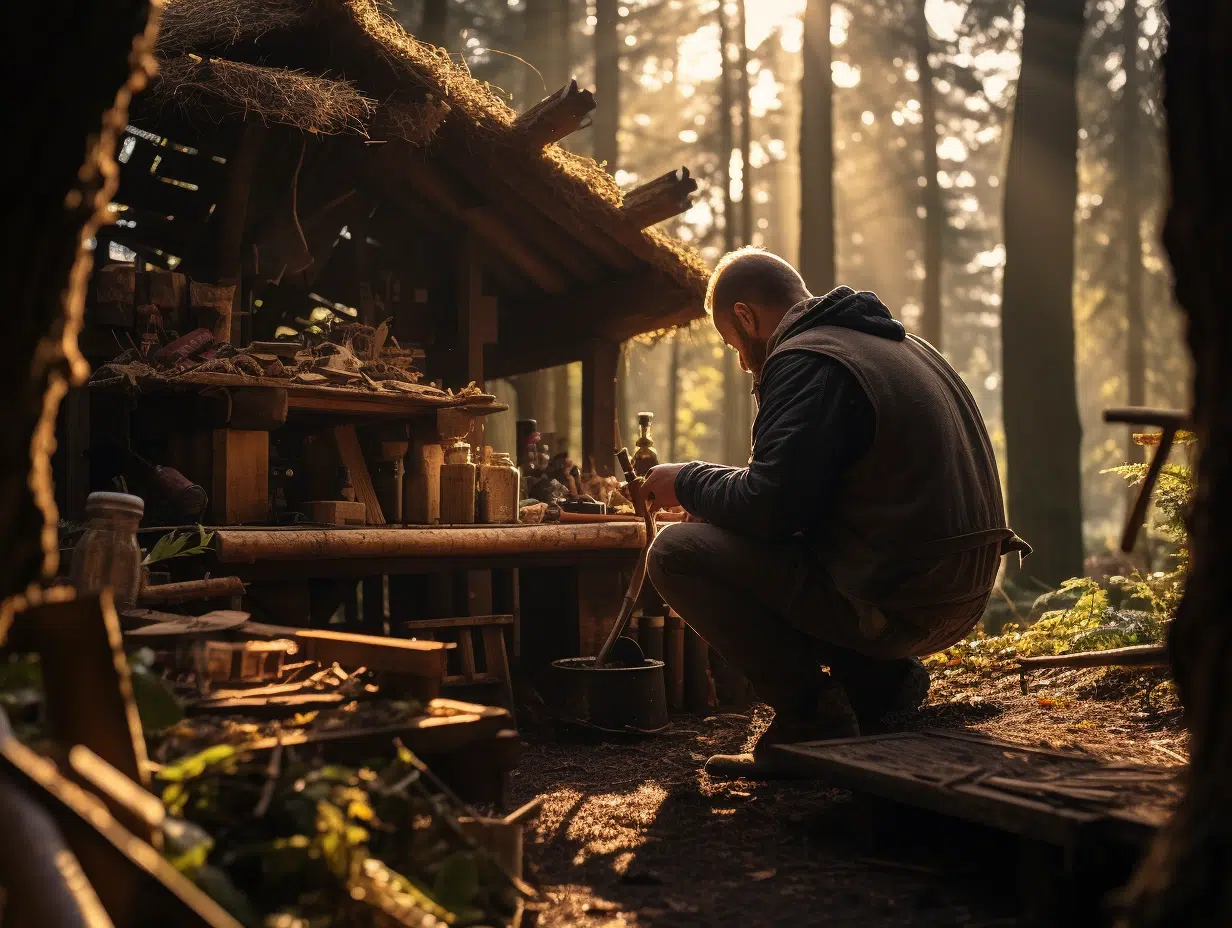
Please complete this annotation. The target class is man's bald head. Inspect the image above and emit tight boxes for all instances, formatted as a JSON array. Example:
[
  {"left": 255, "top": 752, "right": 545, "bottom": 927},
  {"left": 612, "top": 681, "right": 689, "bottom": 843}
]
[
  {"left": 704, "top": 247, "right": 813, "bottom": 379},
  {"left": 705, "top": 247, "right": 811, "bottom": 325}
]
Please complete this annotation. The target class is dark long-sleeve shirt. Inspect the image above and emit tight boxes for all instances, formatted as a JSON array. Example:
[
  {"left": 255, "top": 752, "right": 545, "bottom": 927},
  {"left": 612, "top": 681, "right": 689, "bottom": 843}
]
[{"left": 673, "top": 287, "right": 903, "bottom": 539}]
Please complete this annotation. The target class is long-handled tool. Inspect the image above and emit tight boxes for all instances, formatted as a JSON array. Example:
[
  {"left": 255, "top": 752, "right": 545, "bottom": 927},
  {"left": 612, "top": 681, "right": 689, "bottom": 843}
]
[{"left": 594, "top": 449, "right": 658, "bottom": 668}]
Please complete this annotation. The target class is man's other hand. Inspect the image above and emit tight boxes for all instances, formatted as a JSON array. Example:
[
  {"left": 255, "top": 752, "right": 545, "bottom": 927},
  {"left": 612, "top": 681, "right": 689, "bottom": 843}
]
[{"left": 643, "top": 463, "right": 686, "bottom": 515}]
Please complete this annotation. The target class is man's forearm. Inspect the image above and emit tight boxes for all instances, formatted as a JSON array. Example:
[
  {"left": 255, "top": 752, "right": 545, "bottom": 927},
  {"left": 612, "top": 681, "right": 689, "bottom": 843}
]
[{"left": 675, "top": 462, "right": 794, "bottom": 536}]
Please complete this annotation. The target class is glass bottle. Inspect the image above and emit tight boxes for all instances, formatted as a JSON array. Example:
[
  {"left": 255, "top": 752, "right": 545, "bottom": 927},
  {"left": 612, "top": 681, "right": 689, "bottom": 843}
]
[
  {"left": 632, "top": 411, "right": 660, "bottom": 476},
  {"left": 70, "top": 492, "right": 145, "bottom": 608}
]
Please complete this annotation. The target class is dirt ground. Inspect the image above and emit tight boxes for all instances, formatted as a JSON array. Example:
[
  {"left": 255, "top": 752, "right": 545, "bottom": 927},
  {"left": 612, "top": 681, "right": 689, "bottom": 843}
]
[{"left": 507, "top": 668, "right": 1186, "bottom": 927}]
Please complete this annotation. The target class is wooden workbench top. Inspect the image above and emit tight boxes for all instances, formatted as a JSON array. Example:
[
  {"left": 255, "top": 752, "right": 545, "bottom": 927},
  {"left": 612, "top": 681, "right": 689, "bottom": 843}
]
[{"left": 213, "top": 522, "right": 647, "bottom": 563}]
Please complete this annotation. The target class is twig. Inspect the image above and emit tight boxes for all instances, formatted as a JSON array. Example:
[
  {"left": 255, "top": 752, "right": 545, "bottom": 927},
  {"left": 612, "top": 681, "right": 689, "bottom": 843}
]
[
  {"left": 1150, "top": 742, "right": 1188, "bottom": 764},
  {"left": 290, "top": 136, "right": 312, "bottom": 273},
  {"left": 253, "top": 741, "right": 283, "bottom": 818}
]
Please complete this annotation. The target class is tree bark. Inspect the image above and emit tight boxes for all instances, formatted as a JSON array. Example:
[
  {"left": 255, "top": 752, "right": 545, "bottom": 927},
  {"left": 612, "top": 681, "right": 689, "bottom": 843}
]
[
  {"left": 915, "top": 0, "right": 944, "bottom": 349},
  {"left": 1, "top": 1, "right": 159, "bottom": 607},
  {"left": 593, "top": 0, "right": 620, "bottom": 170},
  {"left": 737, "top": 0, "right": 754, "bottom": 249},
  {"left": 799, "top": 0, "right": 837, "bottom": 293},
  {"left": 420, "top": 0, "right": 448, "bottom": 48},
  {"left": 1122, "top": 0, "right": 1146, "bottom": 465},
  {"left": 1000, "top": 0, "right": 1087, "bottom": 589},
  {"left": 1122, "top": 2, "right": 1232, "bottom": 924}
]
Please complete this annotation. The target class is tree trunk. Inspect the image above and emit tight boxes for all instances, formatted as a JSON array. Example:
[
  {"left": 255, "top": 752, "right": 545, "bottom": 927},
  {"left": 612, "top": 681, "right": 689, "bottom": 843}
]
[
  {"left": 799, "top": 0, "right": 837, "bottom": 293},
  {"left": 1122, "top": 0, "right": 1146, "bottom": 465},
  {"left": 1000, "top": 0, "right": 1087, "bottom": 589},
  {"left": 420, "top": 0, "right": 448, "bottom": 48},
  {"left": 593, "top": 0, "right": 620, "bottom": 170},
  {"left": 737, "top": 0, "right": 754, "bottom": 248},
  {"left": 915, "top": 0, "right": 944, "bottom": 349},
  {"left": 1, "top": 1, "right": 158, "bottom": 607},
  {"left": 1122, "top": 2, "right": 1232, "bottom": 924},
  {"left": 522, "top": 0, "right": 571, "bottom": 108},
  {"left": 719, "top": 6, "right": 736, "bottom": 255},
  {"left": 667, "top": 337, "right": 680, "bottom": 460}
]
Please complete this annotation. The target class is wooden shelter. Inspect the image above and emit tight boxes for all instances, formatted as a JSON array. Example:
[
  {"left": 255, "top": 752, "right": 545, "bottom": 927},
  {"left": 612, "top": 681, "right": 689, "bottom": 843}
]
[{"left": 80, "top": 0, "right": 707, "bottom": 483}]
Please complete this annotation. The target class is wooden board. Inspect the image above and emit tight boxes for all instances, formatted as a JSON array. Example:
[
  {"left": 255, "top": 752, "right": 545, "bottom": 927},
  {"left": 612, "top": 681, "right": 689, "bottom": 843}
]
[
  {"left": 293, "top": 628, "right": 448, "bottom": 680},
  {"left": 333, "top": 424, "right": 385, "bottom": 525},
  {"left": 211, "top": 428, "right": 268, "bottom": 523},
  {"left": 773, "top": 730, "right": 1182, "bottom": 849},
  {"left": 308, "top": 499, "right": 367, "bottom": 525}
]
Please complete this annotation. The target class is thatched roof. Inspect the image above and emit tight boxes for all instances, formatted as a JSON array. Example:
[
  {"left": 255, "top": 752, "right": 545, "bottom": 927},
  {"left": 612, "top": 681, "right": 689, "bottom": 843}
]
[{"left": 146, "top": 0, "right": 711, "bottom": 324}]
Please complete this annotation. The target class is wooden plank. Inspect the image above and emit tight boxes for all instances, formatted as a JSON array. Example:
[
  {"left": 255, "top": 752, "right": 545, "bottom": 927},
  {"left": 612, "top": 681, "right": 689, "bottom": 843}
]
[
  {"left": 213, "top": 523, "right": 646, "bottom": 562},
  {"left": 1018, "top": 644, "right": 1168, "bottom": 672},
  {"left": 211, "top": 429, "right": 269, "bottom": 524},
  {"left": 307, "top": 500, "right": 368, "bottom": 525},
  {"left": 12, "top": 593, "right": 150, "bottom": 792},
  {"left": 333, "top": 424, "right": 385, "bottom": 525},
  {"left": 404, "top": 615, "right": 514, "bottom": 630},
  {"left": 458, "top": 629, "right": 478, "bottom": 681},
  {"left": 293, "top": 628, "right": 448, "bottom": 681}
]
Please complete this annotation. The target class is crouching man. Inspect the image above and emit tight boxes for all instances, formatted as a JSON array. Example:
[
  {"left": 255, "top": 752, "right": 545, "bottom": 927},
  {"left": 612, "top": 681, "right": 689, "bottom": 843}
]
[{"left": 642, "top": 248, "right": 1028, "bottom": 778}]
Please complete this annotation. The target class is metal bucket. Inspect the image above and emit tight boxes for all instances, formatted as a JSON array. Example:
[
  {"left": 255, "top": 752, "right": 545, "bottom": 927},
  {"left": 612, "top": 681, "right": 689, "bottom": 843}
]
[{"left": 549, "top": 657, "right": 669, "bottom": 734}]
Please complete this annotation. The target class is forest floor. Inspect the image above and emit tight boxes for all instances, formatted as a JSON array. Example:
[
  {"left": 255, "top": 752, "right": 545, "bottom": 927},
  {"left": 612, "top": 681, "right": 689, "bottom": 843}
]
[{"left": 508, "top": 667, "right": 1186, "bottom": 927}]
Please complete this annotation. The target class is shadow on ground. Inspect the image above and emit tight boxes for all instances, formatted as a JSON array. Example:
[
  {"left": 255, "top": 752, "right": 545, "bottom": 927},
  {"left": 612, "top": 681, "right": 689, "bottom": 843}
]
[{"left": 509, "top": 710, "right": 1024, "bottom": 927}]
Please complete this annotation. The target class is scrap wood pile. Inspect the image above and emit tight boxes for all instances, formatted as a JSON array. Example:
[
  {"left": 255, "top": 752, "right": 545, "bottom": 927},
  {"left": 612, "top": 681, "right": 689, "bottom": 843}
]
[{"left": 0, "top": 583, "right": 529, "bottom": 927}]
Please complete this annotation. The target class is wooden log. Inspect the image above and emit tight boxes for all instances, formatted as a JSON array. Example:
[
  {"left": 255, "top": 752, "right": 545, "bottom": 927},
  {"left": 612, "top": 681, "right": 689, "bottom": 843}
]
[
  {"left": 307, "top": 499, "right": 367, "bottom": 525},
  {"left": 211, "top": 429, "right": 269, "bottom": 524},
  {"left": 1102, "top": 407, "right": 1191, "bottom": 429},
  {"left": 1018, "top": 644, "right": 1169, "bottom": 672},
  {"left": 137, "top": 576, "right": 245, "bottom": 606},
  {"left": 213, "top": 523, "right": 646, "bottom": 562},
  {"left": 406, "top": 438, "right": 444, "bottom": 524},
  {"left": 333, "top": 424, "right": 385, "bottom": 525},
  {"left": 619, "top": 167, "right": 698, "bottom": 229},
  {"left": 514, "top": 79, "right": 598, "bottom": 149},
  {"left": 666, "top": 611, "right": 686, "bottom": 711}
]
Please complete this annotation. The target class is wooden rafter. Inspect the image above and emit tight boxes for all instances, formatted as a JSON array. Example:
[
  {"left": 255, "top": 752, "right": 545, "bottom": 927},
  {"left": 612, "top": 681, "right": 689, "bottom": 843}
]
[
  {"left": 514, "top": 79, "right": 597, "bottom": 149},
  {"left": 619, "top": 167, "right": 698, "bottom": 229}
]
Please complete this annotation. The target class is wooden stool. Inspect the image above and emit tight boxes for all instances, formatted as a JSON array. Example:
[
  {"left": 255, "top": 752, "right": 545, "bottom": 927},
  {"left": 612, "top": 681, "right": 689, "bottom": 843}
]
[{"left": 402, "top": 615, "right": 516, "bottom": 722}]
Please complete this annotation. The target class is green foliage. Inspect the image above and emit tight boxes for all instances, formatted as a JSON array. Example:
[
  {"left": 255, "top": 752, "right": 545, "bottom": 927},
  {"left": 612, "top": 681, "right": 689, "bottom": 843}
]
[{"left": 143, "top": 524, "right": 215, "bottom": 566}]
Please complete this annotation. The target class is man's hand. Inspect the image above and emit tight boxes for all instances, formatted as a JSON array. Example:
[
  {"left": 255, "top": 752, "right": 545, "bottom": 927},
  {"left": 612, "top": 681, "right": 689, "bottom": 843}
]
[{"left": 642, "top": 463, "right": 687, "bottom": 515}]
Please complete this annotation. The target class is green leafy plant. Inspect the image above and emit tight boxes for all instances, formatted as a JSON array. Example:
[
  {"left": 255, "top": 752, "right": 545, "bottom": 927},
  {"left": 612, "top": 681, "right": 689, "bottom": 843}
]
[{"left": 143, "top": 524, "right": 215, "bottom": 566}]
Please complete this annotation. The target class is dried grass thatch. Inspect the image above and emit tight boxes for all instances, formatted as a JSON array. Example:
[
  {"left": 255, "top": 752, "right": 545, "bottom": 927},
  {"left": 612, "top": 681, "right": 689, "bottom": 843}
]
[
  {"left": 152, "top": 55, "right": 375, "bottom": 136},
  {"left": 153, "top": 0, "right": 710, "bottom": 304}
]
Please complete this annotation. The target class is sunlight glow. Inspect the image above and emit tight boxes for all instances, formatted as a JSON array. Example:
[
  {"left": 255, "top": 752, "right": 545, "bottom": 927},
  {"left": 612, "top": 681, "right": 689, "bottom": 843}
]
[{"left": 832, "top": 61, "right": 861, "bottom": 88}]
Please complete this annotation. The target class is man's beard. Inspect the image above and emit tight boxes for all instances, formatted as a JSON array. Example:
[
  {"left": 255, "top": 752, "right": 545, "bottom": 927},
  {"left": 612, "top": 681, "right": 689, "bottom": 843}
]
[{"left": 734, "top": 327, "right": 768, "bottom": 379}]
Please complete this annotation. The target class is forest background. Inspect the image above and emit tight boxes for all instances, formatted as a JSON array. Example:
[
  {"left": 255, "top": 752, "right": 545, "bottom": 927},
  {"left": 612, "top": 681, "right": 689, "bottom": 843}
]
[{"left": 392, "top": 0, "right": 1186, "bottom": 594}]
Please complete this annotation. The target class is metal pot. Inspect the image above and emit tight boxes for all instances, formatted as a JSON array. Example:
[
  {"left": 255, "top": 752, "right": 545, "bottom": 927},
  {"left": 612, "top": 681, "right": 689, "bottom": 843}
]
[{"left": 549, "top": 657, "right": 669, "bottom": 734}]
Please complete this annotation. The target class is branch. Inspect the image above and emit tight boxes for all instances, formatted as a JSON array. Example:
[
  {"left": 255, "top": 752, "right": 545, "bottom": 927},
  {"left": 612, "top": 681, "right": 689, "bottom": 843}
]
[
  {"left": 514, "top": 79, "right": 596, "bottom": 149},
  {"left": 619, "top": 167, "right": 698, "bottom": 229}
]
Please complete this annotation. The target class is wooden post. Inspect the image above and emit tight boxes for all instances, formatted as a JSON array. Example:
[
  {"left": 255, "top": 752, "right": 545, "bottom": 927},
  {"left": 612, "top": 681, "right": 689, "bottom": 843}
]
[
  {"left": 208, "top": 121, "right": 264, "bottom": 344},
  {"left": 457, "top": 234, "right": 498, "bottom": 448},
  {"left": 582, "top": 338, "right": 620, "bottom": 475},
  {"left": 211, "top": 429, "right": 269, "bottom": 524}
]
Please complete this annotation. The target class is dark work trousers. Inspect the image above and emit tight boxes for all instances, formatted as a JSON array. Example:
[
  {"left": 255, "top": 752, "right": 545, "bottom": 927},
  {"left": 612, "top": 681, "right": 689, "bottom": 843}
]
[{"left": 645, "top": 521, "right": 1000, "bottom": 712}]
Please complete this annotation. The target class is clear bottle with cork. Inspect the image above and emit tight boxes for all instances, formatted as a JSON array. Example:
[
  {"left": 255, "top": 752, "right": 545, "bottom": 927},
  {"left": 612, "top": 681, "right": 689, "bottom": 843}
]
[
  {"left": 439, "top": 440, "right": 477, "bottom": 524},
  {"left": 632, "top": 411, "right": 660, "bottom": 477},
  {"left": 478, "top": 447, "right": 520, "bottom": 524}
]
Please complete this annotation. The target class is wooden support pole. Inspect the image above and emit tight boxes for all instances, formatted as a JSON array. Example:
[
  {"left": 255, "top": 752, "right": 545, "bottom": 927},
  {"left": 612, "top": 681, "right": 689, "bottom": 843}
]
[
  {"left": 582, "top": 338, "right": 621, "bottom": 476},
  {"left": 619, "top": 167, "right": 698, "bottom": 229},
  {"left": 205, "top": 121, "right": 265, "bottom": 344},
  {"left": 514, "top": 80, "right": 597, "bottom": 149}
]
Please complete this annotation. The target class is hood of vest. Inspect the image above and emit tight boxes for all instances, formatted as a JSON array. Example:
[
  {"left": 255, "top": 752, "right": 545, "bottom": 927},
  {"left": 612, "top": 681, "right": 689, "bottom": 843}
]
[{"left": 765, "top": 287, "right": 907, "bottom": 359}]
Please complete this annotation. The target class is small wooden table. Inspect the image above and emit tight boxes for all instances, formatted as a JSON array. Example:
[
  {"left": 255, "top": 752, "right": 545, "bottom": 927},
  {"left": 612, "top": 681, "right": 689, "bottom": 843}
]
[{"left": 205, "top": 522, "right": 647, "bottom": 675}]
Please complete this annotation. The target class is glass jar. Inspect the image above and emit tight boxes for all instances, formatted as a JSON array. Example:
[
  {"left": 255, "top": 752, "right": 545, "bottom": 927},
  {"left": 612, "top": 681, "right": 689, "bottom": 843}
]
[
  {"left": 479, "top": 452, "right": 521, "bottom": 524},
  {"left": 439, "top": 441, "right": 477, "bottom": 524},
  {"left": 70, "top": 492, "right": 145, "bottom": 608}
]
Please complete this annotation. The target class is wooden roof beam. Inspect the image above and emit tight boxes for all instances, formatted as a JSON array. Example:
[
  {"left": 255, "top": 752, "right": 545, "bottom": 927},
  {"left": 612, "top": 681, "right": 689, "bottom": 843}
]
[
  {"left": 514, "top": 80, "right": 597, "bottom": 149},
  {"left": 619, "top": 167, "right": 698, "bottom": 229},
  {"left": 366, "top": 142, "right": 571, "bottom": 294}
]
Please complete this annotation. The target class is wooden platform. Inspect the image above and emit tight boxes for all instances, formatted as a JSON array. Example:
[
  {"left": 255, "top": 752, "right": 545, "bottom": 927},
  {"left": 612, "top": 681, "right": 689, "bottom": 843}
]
[{"left": 773, "top": 730, "right": 1182, "bottom": 848}]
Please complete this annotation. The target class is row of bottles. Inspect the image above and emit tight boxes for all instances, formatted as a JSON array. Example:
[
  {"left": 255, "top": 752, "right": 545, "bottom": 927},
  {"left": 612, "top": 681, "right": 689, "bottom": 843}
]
[{"left": 439, "top": 441, "right": 521, "bottom": 524}]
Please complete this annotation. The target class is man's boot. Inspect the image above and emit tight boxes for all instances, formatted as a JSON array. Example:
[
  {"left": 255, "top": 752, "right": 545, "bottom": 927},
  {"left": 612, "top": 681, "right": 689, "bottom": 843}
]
[
  {"left": 704, "top": 680, "right": 860, "bottom": 780},
  {"left": 842, "top": 657, "right": 931, "bottom": 731}
]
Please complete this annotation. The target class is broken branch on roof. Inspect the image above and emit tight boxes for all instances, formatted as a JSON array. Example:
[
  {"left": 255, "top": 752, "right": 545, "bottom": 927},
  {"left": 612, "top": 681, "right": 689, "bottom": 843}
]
[
  {"left": 514, "top": 80, "right": 597, "bottom": 149},
  {"left": 620, "top": 167, "right": 698, "bottom": 230}
]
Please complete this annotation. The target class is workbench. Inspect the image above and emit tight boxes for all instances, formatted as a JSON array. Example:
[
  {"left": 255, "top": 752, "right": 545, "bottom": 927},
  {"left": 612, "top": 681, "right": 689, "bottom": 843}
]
[{"left": 199, "top": 522, "right": 647, "bottom": 677}]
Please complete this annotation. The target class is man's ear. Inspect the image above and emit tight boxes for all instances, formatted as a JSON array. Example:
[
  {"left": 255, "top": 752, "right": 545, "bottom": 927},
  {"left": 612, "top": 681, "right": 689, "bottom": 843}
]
[{"left": 732, "top": 301, "right": 757, "bottom": 334}]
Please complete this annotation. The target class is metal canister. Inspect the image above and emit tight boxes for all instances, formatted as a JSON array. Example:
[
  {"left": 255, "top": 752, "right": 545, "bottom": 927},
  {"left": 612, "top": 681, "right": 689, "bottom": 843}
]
[{"left": 70, "top": 492, "right": 145, "bottom": 608}]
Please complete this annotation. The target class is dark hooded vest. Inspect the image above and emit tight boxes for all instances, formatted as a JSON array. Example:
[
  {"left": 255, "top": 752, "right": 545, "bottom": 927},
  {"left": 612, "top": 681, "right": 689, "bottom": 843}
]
[{"left": 766, "top": 324, "right": 1022, "bottom": 611}]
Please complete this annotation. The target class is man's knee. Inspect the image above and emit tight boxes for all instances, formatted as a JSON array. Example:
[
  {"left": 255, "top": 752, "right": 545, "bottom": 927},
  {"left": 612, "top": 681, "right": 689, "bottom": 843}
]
[{"left": 646, "top": 522, "right": 726, "bottom": 587}]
